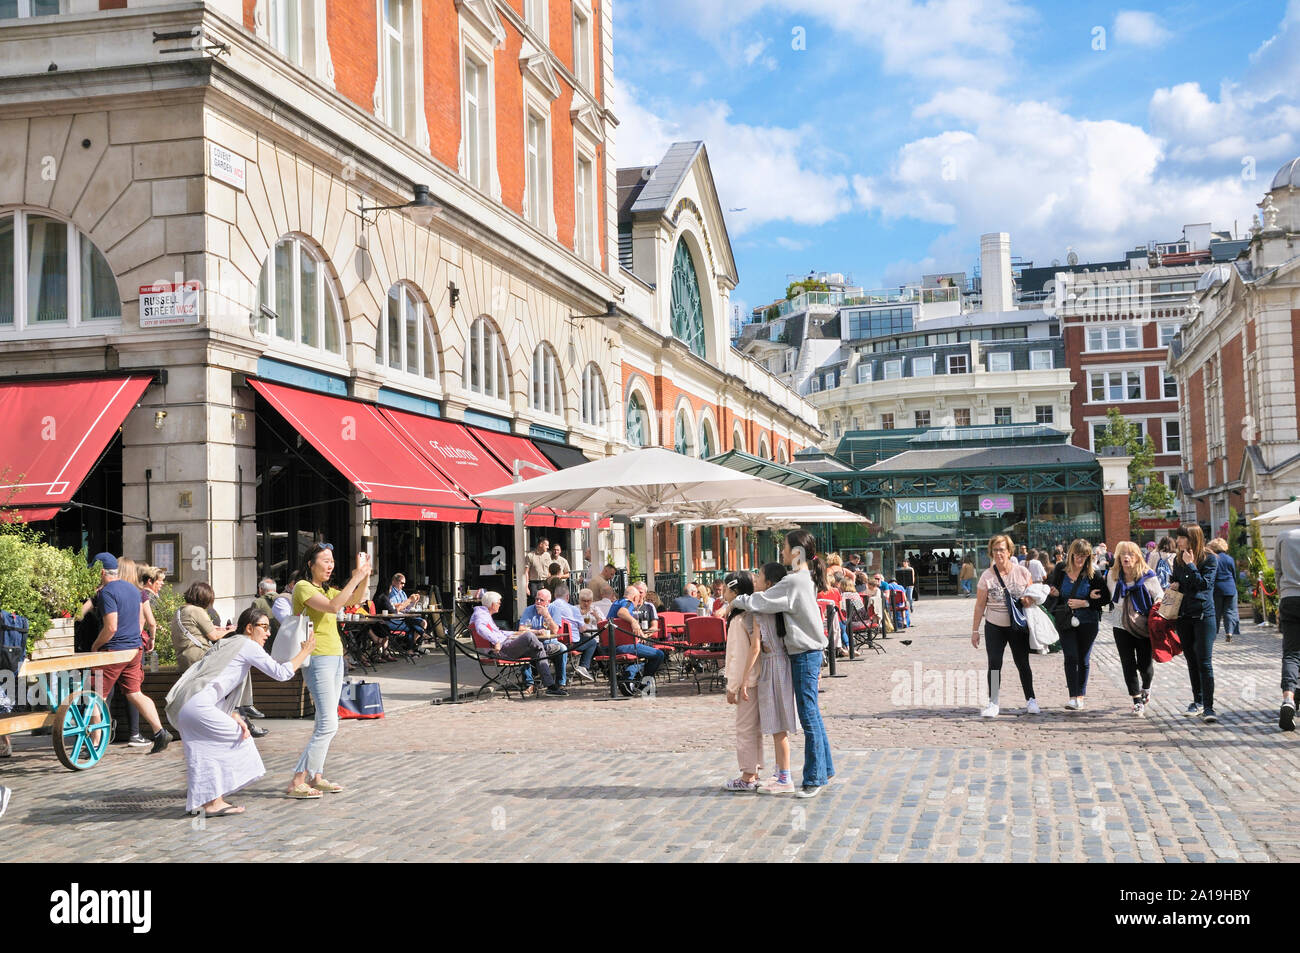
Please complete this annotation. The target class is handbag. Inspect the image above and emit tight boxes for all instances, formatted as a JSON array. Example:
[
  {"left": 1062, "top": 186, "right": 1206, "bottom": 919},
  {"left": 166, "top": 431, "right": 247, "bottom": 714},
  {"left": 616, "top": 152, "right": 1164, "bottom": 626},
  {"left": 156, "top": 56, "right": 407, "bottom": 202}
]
[
  {"left": 1122, "top": 592, "right": 1150, "bottom": 638},
  {"left": 1148, "top": 607, "right": 1182, "bottom": 662},
  {"left": 1157, "top": 589, "right": 1183, "bottom": 620},
  {"left": 271, "top": 614, "right": 312, "bottom": 668},
  {"left": 993, "top": 565, "right": 1029, "bottom": 635},
  {"left": 338, "top": 679, "right": 385, "bottom": 719}
]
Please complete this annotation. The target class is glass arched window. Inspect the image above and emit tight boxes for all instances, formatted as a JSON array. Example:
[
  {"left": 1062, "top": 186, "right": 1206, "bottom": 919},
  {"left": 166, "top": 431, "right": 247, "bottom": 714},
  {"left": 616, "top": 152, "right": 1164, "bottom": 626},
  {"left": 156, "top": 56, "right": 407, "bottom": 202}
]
[
  {"left": 531, "top": 343, "right": 563, "bottom": 416},
  {"left": 777, "top": 443, "right": 788, "bottom": 464},
  {"left": 699, "top": 420, "right": 713, "bottom": 459},
  {"left": 674, "top": 410, "right": 692, "bottom": 456},
  {"left": 0, "top": 211, "right": 120, "bottom": 331},
  {"left": 759, "top": 436, "right": 770, "bottom": 460},
  {"left": 378, "top": 282, "right": 438, "bottom": 381},
  {"left": 670, "top": 238, "right": 705, "bottom": 358},
  {"left": 464, "top": 316, "right": 508, "bottom": 401},
  {"left": 581, "top": 363, "right": 608, "bottom": 429},
  {"left": 626, "top": 392, "right": 649, "bottom": 447},
  {"left": 732, "top": 426, "right": 745, "bottom": 452},
  {"left": 257, "top": 235, "right": 343, "bottom": 353}
]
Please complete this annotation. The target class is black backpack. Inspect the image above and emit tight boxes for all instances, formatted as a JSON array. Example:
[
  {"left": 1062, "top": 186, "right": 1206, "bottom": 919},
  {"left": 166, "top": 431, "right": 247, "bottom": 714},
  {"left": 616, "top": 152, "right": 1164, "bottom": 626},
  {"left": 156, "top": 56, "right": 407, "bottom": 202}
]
[{"left": 74, "top": 596, "right": 101, "bottom": 653}]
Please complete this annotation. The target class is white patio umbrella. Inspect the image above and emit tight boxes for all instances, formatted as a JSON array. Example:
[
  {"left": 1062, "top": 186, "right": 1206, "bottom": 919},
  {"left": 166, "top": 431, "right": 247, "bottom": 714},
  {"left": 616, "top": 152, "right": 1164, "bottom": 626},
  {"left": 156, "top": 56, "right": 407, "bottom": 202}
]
[
  {"left": 1255, "top": 500, "right": 1300, "bottom": 524},
  {"left": 479, "top": 447, "right": 828, "bottom": 595}
]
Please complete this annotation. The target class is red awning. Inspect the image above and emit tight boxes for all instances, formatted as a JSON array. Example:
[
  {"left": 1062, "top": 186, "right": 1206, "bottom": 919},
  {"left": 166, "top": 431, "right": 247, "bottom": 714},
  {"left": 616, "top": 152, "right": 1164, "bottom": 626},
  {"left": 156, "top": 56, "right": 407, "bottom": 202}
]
[
  {"left": 0, "top": 375, "right": 152, "bottom": 517},
  {"left": 466, "top": 429, "right": 589, "bottom": 529},
  {"left": 378, "top": 409, "right": 556, "bottom": 527},
  {"left": 249, "top": 380, "right": 480, "bottom": 523}
]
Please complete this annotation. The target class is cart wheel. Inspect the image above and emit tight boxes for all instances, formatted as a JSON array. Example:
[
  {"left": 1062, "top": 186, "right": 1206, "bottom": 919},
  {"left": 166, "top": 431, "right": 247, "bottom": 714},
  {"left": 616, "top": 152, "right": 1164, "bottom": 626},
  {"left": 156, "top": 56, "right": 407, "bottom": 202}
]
[{"left": 53, "top": 690, "right": 111, "bottom": 771}]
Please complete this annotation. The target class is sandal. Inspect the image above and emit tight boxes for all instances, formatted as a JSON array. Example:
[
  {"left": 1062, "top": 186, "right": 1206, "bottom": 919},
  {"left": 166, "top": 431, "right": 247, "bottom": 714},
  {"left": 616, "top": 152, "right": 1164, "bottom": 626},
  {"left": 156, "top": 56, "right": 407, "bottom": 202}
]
[
  {"left": 310, "top": 778, "right": 344, "bottom": 794},
  {"left": 199, "top": 804, "right": 245, "bottom": 817},
  {"left": 723, "top": 776, "right": 759, "bottom": 793},
  {"left": 285, "top": 783, "right": 322, "bottom": 799}
]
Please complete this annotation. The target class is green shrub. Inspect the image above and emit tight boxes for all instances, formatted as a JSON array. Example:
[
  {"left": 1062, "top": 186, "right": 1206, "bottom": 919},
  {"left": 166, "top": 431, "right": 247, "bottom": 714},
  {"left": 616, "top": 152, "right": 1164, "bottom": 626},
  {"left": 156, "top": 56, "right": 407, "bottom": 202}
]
[
  {"left": 151, "top": 583, "right": 186, "bottom": 666},
  {"left": 0, "top": 537, "right": 102, "bottom": 647}
]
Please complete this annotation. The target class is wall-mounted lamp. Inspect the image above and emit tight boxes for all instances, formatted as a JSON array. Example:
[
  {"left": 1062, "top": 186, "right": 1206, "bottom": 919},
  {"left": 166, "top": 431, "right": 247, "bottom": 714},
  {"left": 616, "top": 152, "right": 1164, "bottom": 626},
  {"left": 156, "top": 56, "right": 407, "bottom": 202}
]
[
  {"left": 154, "top": 410, "right": 167, "bottom": 431},
  {"left": 232, "top": 412, "right": 247, "bottom": 431},
  {"left": 358, "top": 183, "right": 440, "bottom": 229},
  {"left": 448, "top": 281, "right": 460, "bottom": 314}
]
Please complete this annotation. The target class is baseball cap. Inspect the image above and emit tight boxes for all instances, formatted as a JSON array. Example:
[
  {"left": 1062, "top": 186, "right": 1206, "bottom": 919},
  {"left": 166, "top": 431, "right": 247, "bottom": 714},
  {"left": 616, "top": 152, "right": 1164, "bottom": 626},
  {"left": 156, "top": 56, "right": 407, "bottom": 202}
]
[{"left": 91, "top": 552, "right": 118, "bottom": 571}]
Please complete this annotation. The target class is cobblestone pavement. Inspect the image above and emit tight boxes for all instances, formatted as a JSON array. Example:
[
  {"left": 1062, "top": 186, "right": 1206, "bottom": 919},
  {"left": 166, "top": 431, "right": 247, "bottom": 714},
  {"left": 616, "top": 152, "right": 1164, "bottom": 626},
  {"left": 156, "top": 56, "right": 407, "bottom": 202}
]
[{"left": 3, "top": 596, "right": 1296, "bottom": 862}]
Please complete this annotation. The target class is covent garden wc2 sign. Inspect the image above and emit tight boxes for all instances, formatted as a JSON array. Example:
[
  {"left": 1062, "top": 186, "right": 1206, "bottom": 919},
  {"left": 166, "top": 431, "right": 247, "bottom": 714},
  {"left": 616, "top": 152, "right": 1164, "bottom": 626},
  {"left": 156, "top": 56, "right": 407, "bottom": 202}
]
[{"left": 895, "top": 498, "right": 960, "bottom": 523}]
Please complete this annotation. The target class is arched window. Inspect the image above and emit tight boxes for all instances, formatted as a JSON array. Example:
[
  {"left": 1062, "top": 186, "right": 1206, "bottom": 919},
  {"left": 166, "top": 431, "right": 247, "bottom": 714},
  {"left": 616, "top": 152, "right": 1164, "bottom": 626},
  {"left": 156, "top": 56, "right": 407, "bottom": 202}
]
[
  {"left": 732, "top": 425, "right": 745, "bottom": 453},
  {"left": 759, "top": 435, "right": 771, "bottom": 460},
  {"left": 626, "top": 392, "right": 649, "bottom": 447},
  {"left": 777, "top": 443, "right": 788, "bottom": 464},
  {"left": 464, "top": 316, "right": 508, "bottom": 401},
  {"left": 674, "top": 410, "right": 692, "bottom": 456},
  {"left": 377, "top": 282, "right": 438, "bottom": 381},
  {"left": 0, "top": 210, "right": 120, "bottom": 331},
  {"left": 581, "top": 363, "right": 608, "bottom": 429},
  {"left": 670, "top": 238, "right": 705, "bottom": 358},
  {"left": 531, "top": 342, "right": 563, "bottom": 416},
  {"left": 698, "top": 419, "right": 714, "bottom": 459},
  {"left": 257, "top": 235, "right": 343, "bottom": 354}
]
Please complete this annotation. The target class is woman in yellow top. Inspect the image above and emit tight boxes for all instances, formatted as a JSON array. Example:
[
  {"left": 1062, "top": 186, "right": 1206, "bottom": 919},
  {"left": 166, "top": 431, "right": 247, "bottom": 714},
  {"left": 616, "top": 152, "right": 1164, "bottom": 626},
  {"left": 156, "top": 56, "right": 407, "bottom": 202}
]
[{"left": 285, "top": 543, "right": 371, "bottom": 799}]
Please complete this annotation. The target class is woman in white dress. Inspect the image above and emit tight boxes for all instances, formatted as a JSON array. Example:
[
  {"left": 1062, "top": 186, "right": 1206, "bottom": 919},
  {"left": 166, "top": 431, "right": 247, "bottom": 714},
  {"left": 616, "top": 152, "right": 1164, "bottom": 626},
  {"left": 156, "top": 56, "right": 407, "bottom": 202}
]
[{"left": 165, "top": 608, "right": 314, "bottom": 817}]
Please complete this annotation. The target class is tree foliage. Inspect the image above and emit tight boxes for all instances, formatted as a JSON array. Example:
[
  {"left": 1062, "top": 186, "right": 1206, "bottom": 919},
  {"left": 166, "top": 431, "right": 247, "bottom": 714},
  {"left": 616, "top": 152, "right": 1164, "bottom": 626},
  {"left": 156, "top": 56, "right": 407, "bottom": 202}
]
[
  {"left": 1095, "top": 407, "right": 1176, "bottom": 517},
  {"left": 786, "top": 277, "right": 830, "bottom": 300}
]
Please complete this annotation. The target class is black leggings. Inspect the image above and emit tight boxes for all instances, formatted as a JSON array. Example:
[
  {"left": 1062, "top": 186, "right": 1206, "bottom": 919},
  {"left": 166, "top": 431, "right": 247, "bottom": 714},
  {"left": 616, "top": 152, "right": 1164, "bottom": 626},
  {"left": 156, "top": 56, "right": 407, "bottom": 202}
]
[
  {"left": 984, "top": 621, "right": 1035, "bottom": 703},
  {"left": 1112, "top": 626, "right": 1153, "bottom": 698}
]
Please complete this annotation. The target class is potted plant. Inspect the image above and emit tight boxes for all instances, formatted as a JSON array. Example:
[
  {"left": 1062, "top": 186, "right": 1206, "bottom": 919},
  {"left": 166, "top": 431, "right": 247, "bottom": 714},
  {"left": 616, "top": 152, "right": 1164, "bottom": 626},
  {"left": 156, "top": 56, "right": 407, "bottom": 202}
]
[{"left": 0, "top": 520, "right": 101, "bottom": 652}]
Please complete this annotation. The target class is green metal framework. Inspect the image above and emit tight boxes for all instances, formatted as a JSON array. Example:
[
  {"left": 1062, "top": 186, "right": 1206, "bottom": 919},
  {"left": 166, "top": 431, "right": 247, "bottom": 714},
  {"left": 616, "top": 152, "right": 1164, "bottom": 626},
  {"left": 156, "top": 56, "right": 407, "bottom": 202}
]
[
  {"left": 626, "top": 392, "right": 648, "bottom": 447},
  {"left": 670, "top": 239, "right": 706, "bottom": 358},
  {"left": 706, "top": 448, "right": 829, "bottom": 492},
  {"left": 827, "top": 464, "right": 1102, "bottom": 499}
]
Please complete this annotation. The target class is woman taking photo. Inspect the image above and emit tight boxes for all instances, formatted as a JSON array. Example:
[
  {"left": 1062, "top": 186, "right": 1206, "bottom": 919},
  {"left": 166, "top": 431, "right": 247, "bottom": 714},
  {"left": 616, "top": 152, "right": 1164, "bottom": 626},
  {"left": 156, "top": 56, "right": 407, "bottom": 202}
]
[
  {"left": 1046, "top": 538, "right": 1110, "bottom": 711},
  {"left": 971, "top": 535, "right": 1038, "bottom": 718},
  {"left": 166, "top": 608, "right": 315, "bottom": 817},
  {"left": 1169, "top": 525, "right": 1219, "bottom": 722},
  {"left": 728, "top": 529, "right": 833, "bottom": 799},
  {"left": 286, "top": 543, "right": 372, "bottom": 798},
  {"left": 1107, "top": 541, "right": 1163, "bottom": 716}
]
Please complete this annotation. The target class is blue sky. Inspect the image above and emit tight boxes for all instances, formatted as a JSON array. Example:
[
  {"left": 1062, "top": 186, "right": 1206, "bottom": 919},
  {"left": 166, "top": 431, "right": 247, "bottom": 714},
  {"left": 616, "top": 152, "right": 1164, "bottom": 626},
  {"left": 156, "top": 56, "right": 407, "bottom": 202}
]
[{"left": 613, "top": 0, "right": 1298, "bottom": 321}]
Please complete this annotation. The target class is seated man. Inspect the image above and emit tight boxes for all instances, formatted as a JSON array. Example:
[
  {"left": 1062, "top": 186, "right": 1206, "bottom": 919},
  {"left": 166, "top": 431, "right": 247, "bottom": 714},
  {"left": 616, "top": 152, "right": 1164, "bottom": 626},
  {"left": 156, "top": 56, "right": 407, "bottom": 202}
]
[
  {"left": 385, "top": 573, "right": 429, "bottom": 645},
  {"left": 671, "top": 583, "right": 701, "bottom": 615},
  {"left": 606, "top": 589, "right": 665, "bottom": 687},
  {"left": 630, "top": 582, "right": 658, "bottom": 630},
  {"left": 470, "top": 591, "right": 567, "bottom": 697},
  {"left": 550, "top": 583, "right": 594, "bottom": 683},
  {"left": 517, "top": 588, "right": 570, "bottom": 689}
]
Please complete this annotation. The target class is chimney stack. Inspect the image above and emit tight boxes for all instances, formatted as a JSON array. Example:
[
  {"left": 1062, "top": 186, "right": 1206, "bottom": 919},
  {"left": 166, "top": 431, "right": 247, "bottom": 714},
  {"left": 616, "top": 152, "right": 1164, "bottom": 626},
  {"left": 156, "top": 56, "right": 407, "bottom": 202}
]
[{"left": 980, "top": 232, "right": 1017, "bottom": 313}]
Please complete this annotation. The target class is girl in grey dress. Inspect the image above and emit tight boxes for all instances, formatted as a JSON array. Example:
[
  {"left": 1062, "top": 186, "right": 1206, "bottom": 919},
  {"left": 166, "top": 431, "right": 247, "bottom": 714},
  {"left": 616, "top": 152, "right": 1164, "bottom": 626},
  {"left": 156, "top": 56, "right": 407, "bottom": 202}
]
[{"left": 755, "top": 563, "right": 801, "bottom": 794}]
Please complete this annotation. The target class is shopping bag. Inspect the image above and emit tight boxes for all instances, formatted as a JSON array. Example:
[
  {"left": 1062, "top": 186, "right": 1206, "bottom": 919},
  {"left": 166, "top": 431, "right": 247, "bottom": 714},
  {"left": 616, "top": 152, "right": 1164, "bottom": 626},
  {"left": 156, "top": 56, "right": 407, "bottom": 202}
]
[
  {"left": 338, "top": 679, "right": 385, "bottom": 719},
  {"left": 271, "top": 614, "right": 312, "bottom": 668}
]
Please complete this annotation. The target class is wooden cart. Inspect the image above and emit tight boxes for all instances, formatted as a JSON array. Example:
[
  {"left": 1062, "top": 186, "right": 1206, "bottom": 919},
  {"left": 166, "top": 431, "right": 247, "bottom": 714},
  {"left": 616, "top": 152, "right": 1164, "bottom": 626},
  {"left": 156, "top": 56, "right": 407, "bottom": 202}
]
[{"left": 0, "top": 649, "right": 137, "bottom": 770}]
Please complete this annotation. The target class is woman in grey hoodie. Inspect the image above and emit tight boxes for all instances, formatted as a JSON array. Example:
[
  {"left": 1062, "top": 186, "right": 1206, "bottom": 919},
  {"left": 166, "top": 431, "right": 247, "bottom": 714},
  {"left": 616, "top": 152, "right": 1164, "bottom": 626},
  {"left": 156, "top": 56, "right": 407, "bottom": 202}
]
[{"left": 730, "top": 529, "right": 833, "bottom": 798}]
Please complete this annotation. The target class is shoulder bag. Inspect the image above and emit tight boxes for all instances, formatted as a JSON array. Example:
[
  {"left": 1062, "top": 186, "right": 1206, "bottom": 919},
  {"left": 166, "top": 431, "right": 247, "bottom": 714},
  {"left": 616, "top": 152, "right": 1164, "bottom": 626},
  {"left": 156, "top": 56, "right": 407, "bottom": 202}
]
[
  {"left": 271, "top": 613, "right": 313, "bottom": 667},
  {"left": 1122, "top": 591, "right": 1150, "bottom": 637},
  {"left": 1157, "top": 588, "right": 1182, "bottom": 620},
  {"left": 993, "top": 565, "right": 1029, "bottom": 636}
]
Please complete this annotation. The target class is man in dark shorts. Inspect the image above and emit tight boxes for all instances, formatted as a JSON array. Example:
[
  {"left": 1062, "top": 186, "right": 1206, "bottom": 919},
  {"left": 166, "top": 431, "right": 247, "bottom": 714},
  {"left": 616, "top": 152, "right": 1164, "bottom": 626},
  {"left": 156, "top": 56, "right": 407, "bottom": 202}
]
[{"left": 89, "top": 554, "right": 172, "bottom": 753}]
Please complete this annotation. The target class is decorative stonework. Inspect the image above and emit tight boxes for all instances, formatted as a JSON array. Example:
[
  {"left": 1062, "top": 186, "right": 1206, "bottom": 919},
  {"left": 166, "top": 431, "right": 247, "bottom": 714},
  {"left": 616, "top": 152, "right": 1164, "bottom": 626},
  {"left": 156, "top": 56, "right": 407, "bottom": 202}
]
[
  {"left": 670, "top": 198, "right": 715, "bottom": 276},
  {"left": 253, "top": 0, "right": 267, "bottom": 35},
  {"left": 372, "top": 75, "right": 383, "bottom": 119},
  {"left": 456, "top": 0, "right": 506, "bottom": 48},
  {"left": 570, "top": 100, "right": 603, "bottom": 141},
  {"left": 519, "top": 39, "right": 561, "bottom": 100}
]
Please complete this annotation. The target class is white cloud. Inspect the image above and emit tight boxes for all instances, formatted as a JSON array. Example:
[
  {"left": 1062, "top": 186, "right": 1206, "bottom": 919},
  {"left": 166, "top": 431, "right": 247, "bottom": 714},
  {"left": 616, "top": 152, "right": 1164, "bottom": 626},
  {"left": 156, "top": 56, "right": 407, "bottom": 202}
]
[
  {"left": 1148, "top": 4, "right": 1300, "bottom": 170},
  {"left": 1113, "top": 10, "right": 1172, "bottom": 47},
  {"left": 616, "top": 86, "right": 853, "bottom": 234},
  {"left": 741, "top": 36, "right": 778, "bottom": 70},
  {"left": 775, "top": 236, "right": 811, "bottom": 251},
  {"left": 632, "top": 0, "right": 1033, "bottom": 87},
  {"left": 855, "top": 88, "right": 1255, "bottom": 275}
]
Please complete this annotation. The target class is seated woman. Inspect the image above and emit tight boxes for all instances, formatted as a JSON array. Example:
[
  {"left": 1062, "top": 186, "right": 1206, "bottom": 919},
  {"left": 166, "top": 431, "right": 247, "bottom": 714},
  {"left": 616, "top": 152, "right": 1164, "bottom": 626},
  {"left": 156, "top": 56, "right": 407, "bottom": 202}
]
[
  {"left": 165, "top": 608, "right": 315, "bottom": 817},
  {"left": 174, "top": 582, "right": 235, "bottom": 673}
]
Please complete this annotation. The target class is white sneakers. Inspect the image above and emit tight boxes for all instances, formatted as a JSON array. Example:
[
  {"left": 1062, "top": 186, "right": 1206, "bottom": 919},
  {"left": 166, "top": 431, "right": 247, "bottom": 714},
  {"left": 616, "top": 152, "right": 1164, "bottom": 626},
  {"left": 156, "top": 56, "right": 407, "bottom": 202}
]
[
  {"left": 981, "top": 702, "right": 1000, "bottom": 718},
  {"left": 1025, "top": 698, "right": 1041, "bottom": 715},
  {"left": 1132, "top": 700, "right": 1146, "bottom": 716},
  {"left": 1064, "top": 698, "right": 1084, "bottom": 711}
]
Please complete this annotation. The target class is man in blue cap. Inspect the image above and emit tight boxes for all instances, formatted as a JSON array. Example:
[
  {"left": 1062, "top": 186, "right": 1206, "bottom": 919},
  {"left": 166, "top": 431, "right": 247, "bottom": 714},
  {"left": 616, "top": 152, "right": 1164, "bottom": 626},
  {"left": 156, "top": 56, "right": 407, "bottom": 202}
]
[{"left": 88, "top": 553, "right": 172, "bottom": 753}]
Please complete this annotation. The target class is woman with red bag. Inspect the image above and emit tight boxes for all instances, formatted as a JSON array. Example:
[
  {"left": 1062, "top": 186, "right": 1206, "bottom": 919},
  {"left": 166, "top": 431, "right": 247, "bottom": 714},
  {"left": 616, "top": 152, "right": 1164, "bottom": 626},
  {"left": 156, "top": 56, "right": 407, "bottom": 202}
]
[{"left": 1106, "top": 541, "right": 1163, "bottom": 716}]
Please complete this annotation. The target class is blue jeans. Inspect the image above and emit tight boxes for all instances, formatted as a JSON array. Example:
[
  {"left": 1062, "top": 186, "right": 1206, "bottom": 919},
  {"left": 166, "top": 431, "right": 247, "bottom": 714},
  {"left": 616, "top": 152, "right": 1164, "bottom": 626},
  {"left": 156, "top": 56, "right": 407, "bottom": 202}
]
[
  {"left": 523, "top": 638, "right": 567, "bottom": 686},
  {"left": 295, "top": 655, "right": 344, "bottom": 777},
  {"left": 961, "top": 579, "right": 974, "bottom": 596},
  {"left": 1214, "top": 592, "right": 1239, "bottom": 637},
  {"left": 789, "top": 650, "right": 833, "bottom": 787},
  {"left": 1059, "top": 622, "right": 1099, "bottom": 697},
  {"left": 575, "top": 634, "right": 600, "bottom": 670},
  {"left": 624, "top": 642, "right": 664, "bottom": 677},
  {"left": 1179, "top": 612, "right": 1217, "bottom": 711}
]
